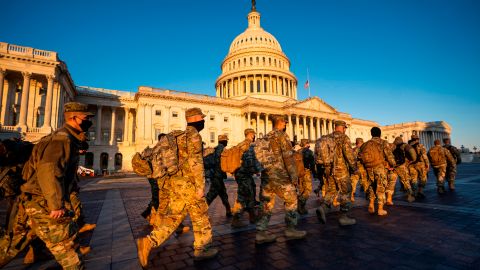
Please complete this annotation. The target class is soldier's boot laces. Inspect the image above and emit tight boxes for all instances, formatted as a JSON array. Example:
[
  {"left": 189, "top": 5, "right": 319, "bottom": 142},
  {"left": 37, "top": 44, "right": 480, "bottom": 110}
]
[
  {"left": 193, "top": 247, "right": 219, "bottom": 261},
  {"left": 407, "top": 194, "right": 416, "bottom": 203},
  {"left": 315, "top": 204, "right": 327, "bottom": 224},
  {"left": 449, "top": 181, "right": 455, "bottom": 191},
  {"left": 284, "top": 228, "right": 307, "bottom": 240},
  {"left": 437, "top": 186, "right": 446, "bottom": 194},
  {"left": 231, "top": 216, "right": 248, "bottom": 228},
  {"left": 255, "top": 231, "right": 277, "bottom": 244},
  {"left": 23, "top": 246, "right": 35, "bottom": 264},
  {"left": 338, "top": 213, "right": 356, "bottom": 226},
  {"left": 386, "top": 193, "right": 394, "bottom": 205},
  {"left": 377, "top": 204, "right": 388, "bottom": 216},
  {"left": 79, "top": 223, "right": 97, "bottom": 234},
  {"left": 368, "top": 199, "right": 375, "bottom": 214},
  {"left": 137, "top": 237, "right": 152, "bottom": 268}
]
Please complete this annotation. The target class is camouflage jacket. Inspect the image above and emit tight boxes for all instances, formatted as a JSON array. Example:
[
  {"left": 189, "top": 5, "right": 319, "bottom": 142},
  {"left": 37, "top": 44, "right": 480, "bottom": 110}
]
[
  {"left": 266, "top": 128, "right": 298, "bottom": 182},
  {"left": 367, "top": 137, "right": 396, "bottom": 169},
  {"left": 301, "top": 147, "right": 316, "bottom": 173},
  {"left": 328, "top": 131, "right": 356, "bottom": 172},
  {"left": 21, "top": 124, "right": 86, "bottom": 211},
  {"left": 444, "top": 144, "right": 462, "bottom": 164},
  {"left": 213, "top": 143, "right": 227, "bottom": 179},
  {"left": 410, "top": 142, "right": 429, "bottom": 164},
  {"left": 174, "top": 126, "right": 206, "bottom": 192},
  {"left": 428, "top": 145, "right": 456, "bottom": 167}
]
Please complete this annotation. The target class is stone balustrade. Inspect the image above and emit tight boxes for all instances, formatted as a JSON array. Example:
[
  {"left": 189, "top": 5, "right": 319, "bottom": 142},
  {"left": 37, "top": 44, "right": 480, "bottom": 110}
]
[{"left": 0, "top": 42, "right": 57, "bottom": 61}]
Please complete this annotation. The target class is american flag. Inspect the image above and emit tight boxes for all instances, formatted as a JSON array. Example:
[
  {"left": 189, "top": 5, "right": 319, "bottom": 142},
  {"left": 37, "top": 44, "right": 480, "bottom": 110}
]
[{"left": 304, "top": 79, "right": 310, "bottom": 89}]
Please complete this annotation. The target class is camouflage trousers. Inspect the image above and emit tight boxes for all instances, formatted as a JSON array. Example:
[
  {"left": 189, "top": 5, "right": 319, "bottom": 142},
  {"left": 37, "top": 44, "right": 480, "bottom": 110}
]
[
  {"left": 148, "top": 179, "right": 213, "bottom": 251},
  {"left": 365, "top": 166, "right": 388, "bottom": 205},
  {"left": 256, "top": 173, "right": 298, "bottom": 231},
  {"left": 297, "top": 169, "right": 313, "bottom": 210},
  {"left": 409, "top": 162, "right": 428, "bottom": 188},
  {"left": 432, "top": 164, "right": 447, "bottom": 187},
  {"left": 351, "top": 164, "right": 367, "bottom": 198},
  {"left": 206, "top": 176, "right": 231, "bottom": 211},
  {"left": 446, "top": 165, "right": 457, "bottom": 184},
  {"left": 323, "top": 166, "right": 352, "bottom": 212},
  {"left": 232, "top": 172, "right": 256, "bottom": 217},
  {"left": 388, "top": 164, "right": 415, "bottom": 196}
]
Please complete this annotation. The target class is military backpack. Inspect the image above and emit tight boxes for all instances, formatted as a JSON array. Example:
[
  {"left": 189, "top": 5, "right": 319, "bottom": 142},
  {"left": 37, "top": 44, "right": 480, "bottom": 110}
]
[
  {"left": 314, "top": 135, "right": 336, "bottom": 166},
  {"left": 253, "top": 137, "right": 277, "bottom": 171},
  {"left": 220, "top": 146, "right": 243, "bottom": 174},
  {"left": 359, "top": 140, "right": 384, "bottom": 168},
  {"left": 293, "top": 151, "right": 306, "bottom": 178},
  {"left": 428, "top": 146, "right": 446, "bottom": 166}
]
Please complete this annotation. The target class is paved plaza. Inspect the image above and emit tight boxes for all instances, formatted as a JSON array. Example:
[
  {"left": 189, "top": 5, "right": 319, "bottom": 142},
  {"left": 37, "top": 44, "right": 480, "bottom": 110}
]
[{"left": 2, "top": 163, "right": 480, "bottom": 270}]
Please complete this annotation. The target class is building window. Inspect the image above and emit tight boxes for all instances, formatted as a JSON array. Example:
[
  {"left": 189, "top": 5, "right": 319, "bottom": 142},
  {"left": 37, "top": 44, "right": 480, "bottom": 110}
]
[
  {"left": 210, "top": 132, "right": 215, "bottom": 143},
  {"left": 15, "top": 84, "right": 22, "bottom": 93},
  {"left": 36, "top": 109, "right": 44, "bottom": 127},
  {"left": 224, "top": 116, "right": 229, "bottom": 123},
  {"left": 88, "top": 131, "right": 96, "bottom": 141},
  {"left": 39, "top": 87, "right": 47, "bottom": 95},
  {"left": 257, "top": 80, "right": 261, "bottom": 93},
  {"left": 114, "top": 153, "right": 123, "bottom": 170},
  {"left": 243, "top": 81, "right": 247, "bottom": 93},
  {"left": 264, "top": 81, "right": 267, "bottom": 93},
  {"left": 155, "top": 110, "right": 162, "bottom": 116},
  {"left": 116, "top": 131, "right": 123, "bottom": 142},
  {"left": 250, "top": 81, "right": 254, "bottom": 93},
  {"left": 117, "top": 115, "right": 123, "bottom": 121},
  {"left": 172, "top": 111, "right": 178, "bottom": 117},
  {"left": 100, "top": 153, "right": 109, "bottom": 172},
  {"left": 102, "top": 132, "right": 109, "bottom": 144},
  {"left": 210, "top": 115, "right": 215, "bottom": 121},
  {"left": 85, "top": 152, "right": 94, "bottom": 168}
]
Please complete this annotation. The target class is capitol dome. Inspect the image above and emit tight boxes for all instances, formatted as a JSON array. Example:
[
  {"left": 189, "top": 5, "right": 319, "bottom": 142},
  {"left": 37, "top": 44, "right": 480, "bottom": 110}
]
[{"left": 216, "top": 7, "right": 298, "bottom": 102}]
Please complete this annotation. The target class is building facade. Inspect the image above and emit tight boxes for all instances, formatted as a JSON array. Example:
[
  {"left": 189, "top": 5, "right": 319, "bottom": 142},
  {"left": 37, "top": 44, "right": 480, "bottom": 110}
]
[{"left": 0, "top": 7, "right": 452, "bottom": 172}]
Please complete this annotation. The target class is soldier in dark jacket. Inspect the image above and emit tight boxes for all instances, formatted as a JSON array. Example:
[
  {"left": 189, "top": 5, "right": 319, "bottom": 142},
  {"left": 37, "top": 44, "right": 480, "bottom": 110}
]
[
  {"left": 205, "top": 134, "right": 232, "bottom": 216},
  {"left": 443, "top": 138, "right": 461, "bottom": 190}
]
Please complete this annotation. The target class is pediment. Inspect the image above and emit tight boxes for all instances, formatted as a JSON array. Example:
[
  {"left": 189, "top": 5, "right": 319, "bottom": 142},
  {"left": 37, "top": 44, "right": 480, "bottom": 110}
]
[{"left": 292, "top": 97, "right": 337, "bottom": 113}]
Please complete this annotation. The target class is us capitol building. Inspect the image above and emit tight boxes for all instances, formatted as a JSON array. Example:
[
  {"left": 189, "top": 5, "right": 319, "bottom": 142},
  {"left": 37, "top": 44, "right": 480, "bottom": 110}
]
[{"left": 0, "top": 6, "right": 451, "bottom": 172}]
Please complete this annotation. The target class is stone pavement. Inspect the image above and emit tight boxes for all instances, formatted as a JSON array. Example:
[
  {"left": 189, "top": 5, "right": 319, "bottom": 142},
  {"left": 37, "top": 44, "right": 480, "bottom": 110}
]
[{"left": 1, "top": 163, "right": 480, "bottom": 269}]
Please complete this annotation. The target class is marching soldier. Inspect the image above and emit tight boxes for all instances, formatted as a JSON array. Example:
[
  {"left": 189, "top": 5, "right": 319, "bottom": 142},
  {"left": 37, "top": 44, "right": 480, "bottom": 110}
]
[
  {"left": 428, "top": 139, "right": 456, "bottom": 194},
  {"left": 297, "top": 139, "right": 315, "bottom": 215},
  {"left": 351, "top": 138, "right": 366, "bottom": 202},
  {"left": 443, "top": 138, "right": 461, "bottom": 190},
  {"left": 409, "top": 134, "right": 429, "bottom": 198}
]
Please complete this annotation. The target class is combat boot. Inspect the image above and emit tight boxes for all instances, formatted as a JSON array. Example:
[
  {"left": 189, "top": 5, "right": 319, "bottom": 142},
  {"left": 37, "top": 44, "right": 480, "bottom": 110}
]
[
  {"left": 136, "top": 237, "right": 152, "bottom": 268},
  {"left": 315, "top": 204, "right": 327, "bottom": 224},
  {"left": 193, "top": 247, "right": 219, "bottom": 261},
  {"left": 377, "top": 204, "right": 388, "bottom": 216},
  {"left": 386, "top": 193, "right": 394, "bottom": 206},
  {"left": 78, "top": 223, "right": 97, "bottom": 233},
  {"left": 23, "top": 246, "right": 34, "bottom": 264},
  {"left": 448, "top": 182, "right": 455, "bottom": 191},
  {"left": 231, "top": 216, "right": 248, "bottom": 228},
  {"left": 368, "top": 199, "right": 375, "bottom": 214},
  {"left": 284, "top": 228, "right": 307, "bottom": 240},
  {"left": 407, "top": 194, "right": 415, "bottom": 203},
  {"left": 255, "top": 231, "right": 277, "bottom": 244},
  {"left": 437, "top": 186, "right": 445, "bottom": 194},
  {"left": 338, "top": 213, "right": 356, "bottom": 226}
]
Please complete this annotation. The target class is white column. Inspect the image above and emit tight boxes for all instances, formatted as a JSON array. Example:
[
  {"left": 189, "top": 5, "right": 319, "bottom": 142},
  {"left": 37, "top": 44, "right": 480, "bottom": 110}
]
[
  {"left": 331, "top": 119, "right": 335, "bottom": 133},
  {"left": 109, "top": 107, "right": 116, "bottom": 145},
  {"left": 316, "top": 118, "right": 320, "bottom": 139},
  {"left": 302, "top": 116, "right": 306, "bottom": 139},
  {"left": 0, "top": 69, "right": 6, "bottom": 124},
  {"left": 256, "top": 113, "right": 260, "bottom": 135},
  {"left": 265, "top": 113, "right": 269, "bottom": 134},
  {"left": 261, "top": 74, "right": 265, "bottom": 93},
  {"left": 17, "top": 72, "right": 32, "bottom": 130},
  {"left": 247, "top": 112, "right": 251, "bottom": 128},
  {"left": 95, "top": 105, "right": 103, "bottom": 145},
  {"left": 41, "top": 75, "right": 55, "bottom": 131},
  {"left": 288, "top": 114, "right": 293, "bottom": 138},
  {"left": 123, "top": 107, "right": 129, "bottom": 144},
  {"left": 295, "top": 115, "right": 299, "bottom": 140},
  {"left": 309, "top": 116, "right": 314, "bottom": 141},
  {"left": 276, "top": 76, "right": 280, "bottom": 95}
]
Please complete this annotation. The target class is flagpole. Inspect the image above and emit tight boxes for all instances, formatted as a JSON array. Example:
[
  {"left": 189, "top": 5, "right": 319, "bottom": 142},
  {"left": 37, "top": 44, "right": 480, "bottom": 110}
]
[{"left": 307, "top": 67, "right": 311, "bottom": 97}]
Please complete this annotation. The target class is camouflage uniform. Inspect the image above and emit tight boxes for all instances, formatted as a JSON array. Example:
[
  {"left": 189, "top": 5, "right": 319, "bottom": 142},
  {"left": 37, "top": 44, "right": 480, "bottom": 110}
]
[
  {"left": 428, "top": 145, "right": 456, "bottom": 188},
  {"left": 256, "top": 128, "right": 299, "bottom": 231},
  {"left": 232, "top": 139, "right": 261, "bottom": 220},
  {"left": 360, "top": 137, "right": 396, "bottom": 205},
  {"left": 322, "top": 131, "right": 356, "bottom": 213},
  {"left": 147, "top": 126, "right": 213, "bottom": 251},
  {"left": 298, "top": 146, "right": 315, "bottom": 213},
  {"left": 409, "top": 142, "right": 429, "bottom": 191},
  {"left": 391, "top": 141, "right": 417, "bottom": 197},
  {"left": 351, "top": 146, "right": 367, "bottom": 198},
  {"left": 444, "top": 144, "right": 461, "bottom": 186},
  {"left": 205, "top": 143, "right": 231, "bottom": 213},
  {"left": 1, "top": 124, "right": 86, "bottom": 269}
]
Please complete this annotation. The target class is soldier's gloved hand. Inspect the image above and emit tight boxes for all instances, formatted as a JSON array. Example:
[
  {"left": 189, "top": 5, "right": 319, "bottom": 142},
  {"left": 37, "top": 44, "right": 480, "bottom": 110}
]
[{"left": 49, "top": 209, "right": 65, "bottom": 219}]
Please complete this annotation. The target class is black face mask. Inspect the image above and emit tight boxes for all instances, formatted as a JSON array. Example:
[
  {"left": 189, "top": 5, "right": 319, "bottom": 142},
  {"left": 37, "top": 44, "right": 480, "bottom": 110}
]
[
  {"left": 188, "top": 120, "right": 205, "bottom": 132},
  {"left": 282, "top": 127, "right": 287, "bottom": 132},
  {"left": 220, "top": 141, "right": 228, "bottom": 147},
  {"left": 79, "top": 119, "right": 93, "bottom": 132}
]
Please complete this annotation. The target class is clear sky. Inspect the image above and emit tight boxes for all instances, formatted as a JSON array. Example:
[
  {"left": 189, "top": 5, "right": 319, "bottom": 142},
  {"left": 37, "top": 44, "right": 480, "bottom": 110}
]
[{"left": 2, "top": 0, "right": 479, "bottom": 150}]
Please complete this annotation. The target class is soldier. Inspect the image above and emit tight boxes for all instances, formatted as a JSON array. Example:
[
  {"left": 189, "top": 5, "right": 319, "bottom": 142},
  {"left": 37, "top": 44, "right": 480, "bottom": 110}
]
[
  {"left": 316, "top": 120, "right": 357, "bottom": 226},
  {"left": 0, "top": 102, "right": 95, "bottom": 269},
  {"left": 205, "top": 134, "right": 232, "bottom": 217},
  {"left": 409, "top": 134, "right": 429, "bottom": 198},
  {"left": 351, "top": 138, "right": 367, "bottom": 202},
  {"left": 231, "top": 129, "right": 262, "bottom": 228},
  {"left": 428, "top": 139, "right": 456, "bottom": 194},
  {"left": 443, "top": 138, "right": 461, "bottom": 190},
  {"left": 385, "top": 142, "right": 398, "bottom": 205},
  {"left": 136, "top": 108, "right": 217, "bottom": 268},
  {"left": 256, "top": 115, "right": 306, "bottom": 244},
  {"left": 390, "top": 137, "right": 417, "bottom": 203},
  {"left": 297, "top": 139, "right": 315, "bottom": 215},
  {"left": 359, "top": 127, "right": 396, "bottom": 216}
]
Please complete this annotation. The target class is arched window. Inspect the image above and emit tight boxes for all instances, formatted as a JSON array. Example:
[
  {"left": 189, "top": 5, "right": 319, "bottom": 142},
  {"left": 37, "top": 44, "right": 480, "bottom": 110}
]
[
  {"left": 250, "top": 80, "right": 254, "bottom": 93},
  {"left": 269, "top": 58, "right": 271, "bottom": 66},
  {"left": 264, "top": 81, "right": 268, "bottom": 93},
  {"left": 243, "top": 81, "right": 247, "bottom": 94},
  {"left": 256, "top": 57, "right": 259, "bottom": 65},
  {"left": 244, "top": 58, "right": 246, "bottom": 66},
  {"left": 85, "top": 152, "right": 94, "bottom": 168},
  {"left": 257, "top": 80, "right": 261, "bottom": 93},
  {"left": 263, "top": 57, "right": 265, "bottom": 65},
  {"left": 114, "top": 153, "right": 123, "bottom": 170},
  {"left": 250, "top": 57, "right": 253, "bottom": 66},
  {"left": 100, "top": 152, "right": 109, "bottom": 173}
]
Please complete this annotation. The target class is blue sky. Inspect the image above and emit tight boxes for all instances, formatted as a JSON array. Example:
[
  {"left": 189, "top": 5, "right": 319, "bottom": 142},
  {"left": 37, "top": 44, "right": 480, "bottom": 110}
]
[{"left": 2, "top": 0, "right": 479, "bottom": 149}]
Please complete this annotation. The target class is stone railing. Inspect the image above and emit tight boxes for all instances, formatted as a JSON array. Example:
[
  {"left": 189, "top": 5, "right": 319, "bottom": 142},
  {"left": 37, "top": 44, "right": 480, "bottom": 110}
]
[
  {"left": 27, "top": 127, "right": 41, "bottom": 133},
  {"left": 0, "top": 125, "right": 19, "bottom": 132},
  {"left": 0, "top": 42, "right": 58, "bottom": 61}
]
